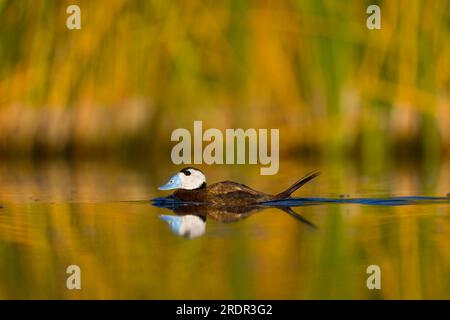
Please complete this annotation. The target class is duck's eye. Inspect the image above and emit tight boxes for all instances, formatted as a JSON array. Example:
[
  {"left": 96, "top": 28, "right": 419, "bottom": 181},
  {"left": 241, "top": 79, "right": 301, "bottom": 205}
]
[{"left": 169, "top": 179, "right": 174, "bottom": 183}]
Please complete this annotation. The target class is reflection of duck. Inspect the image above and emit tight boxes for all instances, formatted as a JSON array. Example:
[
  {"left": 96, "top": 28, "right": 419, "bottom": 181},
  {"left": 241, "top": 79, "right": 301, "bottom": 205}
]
[
  {"left": 155, "top": 201, "right": 316, "bottom": 239},
  {"left": 159, "top": 215, "right": 206, "bottom": 239},
  {"left": 157, "top": 167, "right": 319, "bottom": 206}
]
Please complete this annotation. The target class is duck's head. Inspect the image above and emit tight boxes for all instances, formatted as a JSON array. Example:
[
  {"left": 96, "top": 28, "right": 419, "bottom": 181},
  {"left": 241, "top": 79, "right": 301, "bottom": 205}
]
[{"left": 158, "top": 167, "right": 206, "bottom": 191}]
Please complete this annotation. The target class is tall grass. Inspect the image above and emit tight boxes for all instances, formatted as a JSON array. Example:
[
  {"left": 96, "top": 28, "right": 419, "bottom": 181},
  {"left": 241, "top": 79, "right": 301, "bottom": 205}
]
[{"left": 0, "top": 0, "right": 448, "bottom": 160}]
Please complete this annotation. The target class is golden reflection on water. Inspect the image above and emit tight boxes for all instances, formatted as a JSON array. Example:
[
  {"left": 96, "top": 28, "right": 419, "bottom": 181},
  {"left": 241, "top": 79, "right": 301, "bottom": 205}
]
[{"left": 0, "top": 159, "right": 449, "bottom": 299}]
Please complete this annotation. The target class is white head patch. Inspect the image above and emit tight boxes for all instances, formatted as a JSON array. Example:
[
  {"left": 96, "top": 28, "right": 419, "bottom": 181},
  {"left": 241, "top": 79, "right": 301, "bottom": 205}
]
[{"left": 178, "top": 168, "right": 206, "bottom": 190}]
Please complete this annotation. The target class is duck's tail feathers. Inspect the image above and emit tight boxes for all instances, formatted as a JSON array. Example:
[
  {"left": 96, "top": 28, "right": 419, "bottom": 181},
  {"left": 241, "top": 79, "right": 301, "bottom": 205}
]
[{"left": 272, "top": 170, "right": 320, "bottom": 200}]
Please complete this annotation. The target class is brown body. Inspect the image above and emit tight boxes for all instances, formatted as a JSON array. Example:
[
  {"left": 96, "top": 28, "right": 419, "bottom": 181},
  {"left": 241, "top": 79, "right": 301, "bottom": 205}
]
[
  {"left": 171, "top": 171, "right": 320, "bottom": 206},
  {"left": 173, "top": 181, "right": 273, "bottom": 206}
]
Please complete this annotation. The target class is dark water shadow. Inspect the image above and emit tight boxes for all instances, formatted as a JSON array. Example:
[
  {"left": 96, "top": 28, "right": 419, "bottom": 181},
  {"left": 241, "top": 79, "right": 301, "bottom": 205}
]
[
  {"left": 262, "top": 196, "right": 450, "bottom": 207},
  {"left": 151, "top": 195, "right": 450, "bottom": 239}
]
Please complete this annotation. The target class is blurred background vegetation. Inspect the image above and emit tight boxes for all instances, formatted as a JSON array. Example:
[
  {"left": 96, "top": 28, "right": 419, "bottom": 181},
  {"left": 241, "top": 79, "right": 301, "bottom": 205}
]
[{"left": 0, "top": 0, "right": 449, "bottom": 163}]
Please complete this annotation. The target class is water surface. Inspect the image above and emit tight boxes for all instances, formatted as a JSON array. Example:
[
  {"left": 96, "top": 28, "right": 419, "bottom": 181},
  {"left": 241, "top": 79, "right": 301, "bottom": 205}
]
[{"left": 0, "top": 159, "right": 449, "bottom": 299}]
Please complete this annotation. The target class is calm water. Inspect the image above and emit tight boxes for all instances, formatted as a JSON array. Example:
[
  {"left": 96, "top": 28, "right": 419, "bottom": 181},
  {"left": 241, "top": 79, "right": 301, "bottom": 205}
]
[{"left": 0, "top": 159, "right": 449, "bottom": 299}]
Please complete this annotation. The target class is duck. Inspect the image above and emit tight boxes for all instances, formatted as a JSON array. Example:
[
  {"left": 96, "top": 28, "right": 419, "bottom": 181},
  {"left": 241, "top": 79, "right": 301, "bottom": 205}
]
[{"left": 156, "top": 167, "right": 320, "bottom": 206}]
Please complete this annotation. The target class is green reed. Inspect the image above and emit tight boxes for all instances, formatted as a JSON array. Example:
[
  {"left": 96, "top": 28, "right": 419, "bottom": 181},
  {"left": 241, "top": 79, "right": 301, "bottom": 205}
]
[{"left": 0, "top": 0, "right": 448, "bottom": 162}]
